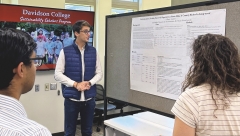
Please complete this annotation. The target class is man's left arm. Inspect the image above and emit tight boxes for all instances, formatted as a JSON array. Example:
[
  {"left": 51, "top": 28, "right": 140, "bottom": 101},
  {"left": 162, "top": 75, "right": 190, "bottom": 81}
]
[{"left": 88, "top": 52, "right": 103, "bottom": 86}]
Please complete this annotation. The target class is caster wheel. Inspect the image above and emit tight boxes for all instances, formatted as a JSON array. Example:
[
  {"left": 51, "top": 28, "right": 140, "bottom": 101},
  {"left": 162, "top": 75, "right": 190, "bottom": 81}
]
[{"left": 96, "top": 127, "right": 101, "bottom": 132}]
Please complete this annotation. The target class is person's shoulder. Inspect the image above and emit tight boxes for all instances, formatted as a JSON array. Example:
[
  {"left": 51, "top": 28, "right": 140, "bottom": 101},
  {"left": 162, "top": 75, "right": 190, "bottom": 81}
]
[
  {"left": 86, "top": 45, "right": 96, "bottom": 50},
  {"left": 64, "top": 45, "right": 73, "bottom": 49},
  {"left": 2, "top": 117, "right": 52, "bottom": 136},
  {"left": 23, "top": 119, "right": 51, "bottom": 135},
  {"left": 182, "top": 84, "right": 211, "bottom": 100},
  {"left": 189, "top": 83, "right": 210, "bottom": 93}
]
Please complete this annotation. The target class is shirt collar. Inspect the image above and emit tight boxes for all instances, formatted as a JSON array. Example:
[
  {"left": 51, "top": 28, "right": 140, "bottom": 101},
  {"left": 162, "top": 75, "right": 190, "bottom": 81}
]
[
  {"left": 0, "top": 94, "right": 27, "bottom": 117},
  {"left": 74, "top": 40, "right": 88, "bottom": 51}
]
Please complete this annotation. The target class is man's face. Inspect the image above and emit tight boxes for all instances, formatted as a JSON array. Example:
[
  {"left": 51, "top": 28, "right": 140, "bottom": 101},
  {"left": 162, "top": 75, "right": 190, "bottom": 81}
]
[
  {"left": 22, "top": 51, "right": 36, "bottom": 94},
  {"left": 75, "top": 26, "right": 90, "bottom": 43},
  {"left": 65, "top": 33, "right": 69, "bottom": 38},
  {"left": 61, "top": 34, "right": 65, "bottom": 39}
]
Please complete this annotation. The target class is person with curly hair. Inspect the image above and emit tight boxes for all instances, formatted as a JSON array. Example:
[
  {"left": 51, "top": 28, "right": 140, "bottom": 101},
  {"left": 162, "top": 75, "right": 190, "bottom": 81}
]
[{"left": 171, "top": 34, "right": 240, "bottom": 136}]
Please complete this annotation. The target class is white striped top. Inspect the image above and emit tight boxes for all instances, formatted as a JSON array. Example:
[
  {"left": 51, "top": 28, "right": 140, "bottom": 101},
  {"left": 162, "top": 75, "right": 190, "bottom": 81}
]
[
  {"left": 0, "top": 94, "right": 52, "bottom": 136},
  {"left": 171, "top": 84, "right": 240, "bottom": 136}
]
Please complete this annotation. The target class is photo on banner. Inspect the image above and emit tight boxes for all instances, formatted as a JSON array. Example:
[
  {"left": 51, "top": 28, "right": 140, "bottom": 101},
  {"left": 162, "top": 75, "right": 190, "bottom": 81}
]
[{"left": 0, "top": 4, "right": 94, "bottom": 70}]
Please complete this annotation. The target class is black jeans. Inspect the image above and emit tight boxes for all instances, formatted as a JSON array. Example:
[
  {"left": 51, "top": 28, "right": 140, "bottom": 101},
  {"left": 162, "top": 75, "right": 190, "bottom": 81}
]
[{"left": 64, "top": 98, "right": 96, "bottom": 136}]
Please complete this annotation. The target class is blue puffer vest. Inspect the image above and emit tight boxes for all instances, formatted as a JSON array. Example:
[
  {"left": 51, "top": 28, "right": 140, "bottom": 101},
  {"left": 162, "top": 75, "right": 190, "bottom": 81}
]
[{"left": 62, "top": 42, "right": 96, "bottom": 100}]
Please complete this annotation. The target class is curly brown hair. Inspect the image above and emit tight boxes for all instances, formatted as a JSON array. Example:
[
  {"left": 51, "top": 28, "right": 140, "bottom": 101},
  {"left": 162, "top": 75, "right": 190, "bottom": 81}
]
[{"left": 182, "top": 34, "right": 240, "bottom": 113}]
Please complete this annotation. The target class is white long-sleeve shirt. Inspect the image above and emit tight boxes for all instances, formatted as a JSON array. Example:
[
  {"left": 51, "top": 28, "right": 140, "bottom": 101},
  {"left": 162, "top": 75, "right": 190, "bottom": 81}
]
[
  {"left": 0, "top": 95, "right": 52, "bottom": 136},
  {"left": 54, "top": 45, "right": 103, "bottom": 101}
]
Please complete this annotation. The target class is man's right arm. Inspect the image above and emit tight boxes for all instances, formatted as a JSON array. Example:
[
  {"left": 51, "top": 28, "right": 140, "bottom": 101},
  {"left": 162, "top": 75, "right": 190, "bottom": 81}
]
[{"left": 54, "top": 49, "right": 75, "bottom": 87}]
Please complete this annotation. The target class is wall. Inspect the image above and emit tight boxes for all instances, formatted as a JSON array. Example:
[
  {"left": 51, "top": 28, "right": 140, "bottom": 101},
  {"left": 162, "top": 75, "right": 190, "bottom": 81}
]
[
  {"left": 1, "top": 0, "right": 11, "bottom": 4},
  {"left": 139, "top": 0, "right": 171, "bottom": 10},
  {"left": 1, "top": 0, "right": 65, "bottom": 134},
  {"left": 20, "top": 71, "right": 64, "bottom": 133},
  {"left": 171, "top": 0, "right": 211, "bottom": 6},
  {"left": 2, "top": 0, "right": 66, "bottom": 7},
  {"left": 94, "top": 0, "right": 112, "bottom": 86},
  {"left": 18, "top": 0, "right": 65, "bottom": 8}
]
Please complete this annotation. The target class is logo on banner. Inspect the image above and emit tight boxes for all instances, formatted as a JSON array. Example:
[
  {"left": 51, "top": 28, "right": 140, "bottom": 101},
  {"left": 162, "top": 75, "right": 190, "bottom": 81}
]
[{"left": 20, "top": 9, "right": 72, "bottom": 24}]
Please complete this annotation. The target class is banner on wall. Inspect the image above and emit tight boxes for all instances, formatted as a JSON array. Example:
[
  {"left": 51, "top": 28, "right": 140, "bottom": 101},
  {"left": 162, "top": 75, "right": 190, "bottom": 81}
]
[{"left": 0, "top": 4, "right": 95, "bottom": 70}]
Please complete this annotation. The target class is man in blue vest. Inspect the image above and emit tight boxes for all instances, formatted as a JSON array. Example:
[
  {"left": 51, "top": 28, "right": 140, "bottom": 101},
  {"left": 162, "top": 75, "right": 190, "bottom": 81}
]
[{"left": 54, "top": 20, "right": 103, "bottom": 136}]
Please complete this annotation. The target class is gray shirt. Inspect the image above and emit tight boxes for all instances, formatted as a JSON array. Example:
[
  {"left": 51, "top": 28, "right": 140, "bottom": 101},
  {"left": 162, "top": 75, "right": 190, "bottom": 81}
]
[{"left": 63, "top": 38, "right": 74, "bottom": 47}]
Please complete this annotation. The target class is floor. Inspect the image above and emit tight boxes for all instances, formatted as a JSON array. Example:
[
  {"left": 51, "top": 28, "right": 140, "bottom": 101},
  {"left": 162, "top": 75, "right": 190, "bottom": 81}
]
[{"left": 75, "top": 123, "right": 104, "bottom": 136}]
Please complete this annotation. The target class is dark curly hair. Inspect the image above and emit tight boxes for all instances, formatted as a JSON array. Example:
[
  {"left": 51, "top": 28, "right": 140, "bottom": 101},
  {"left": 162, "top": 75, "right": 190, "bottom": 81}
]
[{"left": 182, "top": 34, "right": 240, "bottom": 114}]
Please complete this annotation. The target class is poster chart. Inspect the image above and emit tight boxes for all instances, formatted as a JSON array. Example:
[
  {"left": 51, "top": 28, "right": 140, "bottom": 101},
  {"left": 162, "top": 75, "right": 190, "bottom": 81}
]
[{"left": 130, "top": 9, "right": 226, "bottom": 100}]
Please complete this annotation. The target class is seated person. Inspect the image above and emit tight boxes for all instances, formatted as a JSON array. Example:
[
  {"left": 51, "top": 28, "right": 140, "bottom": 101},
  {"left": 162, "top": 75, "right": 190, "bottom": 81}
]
[
  {"left": 0, "top": 28, "right": 51, "bottom": 136},
  {"left": 44, "top": 37, "right": 55, "bottom": 64},
  {"left": 172, "top": 34, "right": 240, "bottom": 136}
]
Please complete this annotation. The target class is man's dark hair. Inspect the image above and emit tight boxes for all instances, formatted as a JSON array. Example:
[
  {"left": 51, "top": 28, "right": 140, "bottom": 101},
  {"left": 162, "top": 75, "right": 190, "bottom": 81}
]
[
  {"left": 72, "top": 20, "right": 91, "bottom": 38},
  {"left": 0, "top": 28, "right": 37, "bottom": 90}
]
